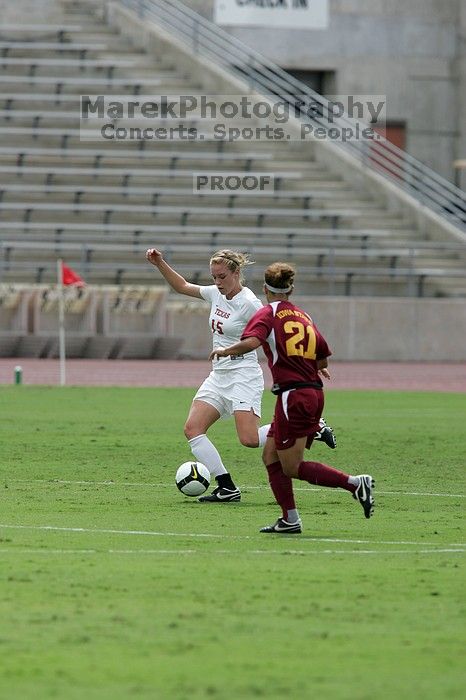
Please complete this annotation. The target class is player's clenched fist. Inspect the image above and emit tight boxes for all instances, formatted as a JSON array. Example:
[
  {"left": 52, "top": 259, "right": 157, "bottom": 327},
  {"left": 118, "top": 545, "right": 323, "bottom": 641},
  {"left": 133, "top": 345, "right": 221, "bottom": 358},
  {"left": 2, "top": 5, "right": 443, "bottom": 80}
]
[{"left": 146, "top": 248, "right": 163, "bottom": 266}]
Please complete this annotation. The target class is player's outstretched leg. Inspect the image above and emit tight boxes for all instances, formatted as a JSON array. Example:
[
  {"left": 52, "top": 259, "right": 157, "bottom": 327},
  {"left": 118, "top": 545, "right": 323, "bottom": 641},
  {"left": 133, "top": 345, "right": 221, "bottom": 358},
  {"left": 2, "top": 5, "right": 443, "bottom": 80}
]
[
  {"left": 313, "top": 418, "right": 337, "bottom": 449},
  {"left": 297, "top": 461, "right": 375, "bottom": 519}
]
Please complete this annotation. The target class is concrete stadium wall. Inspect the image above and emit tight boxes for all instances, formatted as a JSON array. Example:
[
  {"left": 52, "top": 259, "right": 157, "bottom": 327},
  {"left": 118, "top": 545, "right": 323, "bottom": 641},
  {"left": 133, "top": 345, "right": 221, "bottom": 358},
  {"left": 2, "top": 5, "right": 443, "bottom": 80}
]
[
  {"left": 2, "top": 287, "right": 465, "bottom": 361},
  {"left": 167, "top": 296, "right": 466, "bottom": 362},
  {"left": 182, "top": 0, "right": 465, "bottom": 185}
]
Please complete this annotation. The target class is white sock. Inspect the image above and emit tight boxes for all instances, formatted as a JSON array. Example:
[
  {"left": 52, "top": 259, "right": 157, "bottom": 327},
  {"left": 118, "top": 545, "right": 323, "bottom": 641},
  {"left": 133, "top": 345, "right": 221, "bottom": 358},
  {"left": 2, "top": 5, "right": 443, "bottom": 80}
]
[
  {"left": 286, "top": 509, "right": 300, "bottom": 524},
  {"left": 348, "top": 475, "right": 360, "bottom": 487},
  {"left": 258, "top": 424, "right": 271, "bottom": 447},
  {"left": 318, "top": 417, "right": 327, "bottom": 429},
  {"left": 188, "top": 434, "right": 227, "bottom": 478}
]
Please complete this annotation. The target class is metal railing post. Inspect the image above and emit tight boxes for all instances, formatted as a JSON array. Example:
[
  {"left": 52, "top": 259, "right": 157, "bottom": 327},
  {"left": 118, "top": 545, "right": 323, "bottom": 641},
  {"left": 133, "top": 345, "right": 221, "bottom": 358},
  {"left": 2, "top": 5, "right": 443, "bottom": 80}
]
[{"left": 192, "top": 18, "right": 198, "bottom": 54}]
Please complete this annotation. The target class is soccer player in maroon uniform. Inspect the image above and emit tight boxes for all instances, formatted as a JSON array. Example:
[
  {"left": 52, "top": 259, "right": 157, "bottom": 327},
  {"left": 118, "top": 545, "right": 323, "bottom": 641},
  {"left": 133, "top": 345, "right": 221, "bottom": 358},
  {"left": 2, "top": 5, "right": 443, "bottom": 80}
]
[{"left": 209, "top": 262, "right": 374, "bottom": 533}]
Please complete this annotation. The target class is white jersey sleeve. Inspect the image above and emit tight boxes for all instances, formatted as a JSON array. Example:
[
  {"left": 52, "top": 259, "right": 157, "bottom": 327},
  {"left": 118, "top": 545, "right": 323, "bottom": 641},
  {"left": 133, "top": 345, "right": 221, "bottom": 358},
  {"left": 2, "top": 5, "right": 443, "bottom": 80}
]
[{"left": 199, "top": 285, "right": 263, "bottom": 371}]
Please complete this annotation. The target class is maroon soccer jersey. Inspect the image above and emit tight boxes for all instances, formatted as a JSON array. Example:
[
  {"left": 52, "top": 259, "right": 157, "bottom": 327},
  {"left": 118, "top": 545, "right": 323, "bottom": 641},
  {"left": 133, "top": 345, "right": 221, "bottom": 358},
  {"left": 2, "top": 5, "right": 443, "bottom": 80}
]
[{"left": 241, "top": 300, "right": 331, "bottom": 387}]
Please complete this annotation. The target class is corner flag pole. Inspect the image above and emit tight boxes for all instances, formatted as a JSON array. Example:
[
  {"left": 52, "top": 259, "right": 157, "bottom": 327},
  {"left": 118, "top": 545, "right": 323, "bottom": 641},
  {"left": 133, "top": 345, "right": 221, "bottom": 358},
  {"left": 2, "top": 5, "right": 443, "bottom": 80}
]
[{"left": 57, "top": 258, "right": 66, "bottom": 386}]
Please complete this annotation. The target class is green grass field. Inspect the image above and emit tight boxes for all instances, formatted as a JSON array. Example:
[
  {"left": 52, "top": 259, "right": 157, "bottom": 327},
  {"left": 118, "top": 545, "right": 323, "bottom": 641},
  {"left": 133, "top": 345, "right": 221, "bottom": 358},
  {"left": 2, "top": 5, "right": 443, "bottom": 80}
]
[{"left": 0, "top": 386, "right": 464, "bottom": 700}]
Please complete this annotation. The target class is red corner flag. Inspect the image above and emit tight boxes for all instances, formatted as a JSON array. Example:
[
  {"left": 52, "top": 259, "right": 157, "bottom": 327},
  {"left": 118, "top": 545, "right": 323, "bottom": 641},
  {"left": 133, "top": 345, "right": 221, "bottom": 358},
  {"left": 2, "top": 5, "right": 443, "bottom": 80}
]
[{"left": 61, "top": 262, "right": 85, "bottom": 287}]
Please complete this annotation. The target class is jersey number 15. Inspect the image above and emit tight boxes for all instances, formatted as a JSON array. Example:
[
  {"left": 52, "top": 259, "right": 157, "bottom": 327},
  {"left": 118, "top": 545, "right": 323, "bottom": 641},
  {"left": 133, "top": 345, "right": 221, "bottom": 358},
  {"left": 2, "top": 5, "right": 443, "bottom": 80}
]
[{"left": 211, "top": 319, "right": 224, "bottom": 335}]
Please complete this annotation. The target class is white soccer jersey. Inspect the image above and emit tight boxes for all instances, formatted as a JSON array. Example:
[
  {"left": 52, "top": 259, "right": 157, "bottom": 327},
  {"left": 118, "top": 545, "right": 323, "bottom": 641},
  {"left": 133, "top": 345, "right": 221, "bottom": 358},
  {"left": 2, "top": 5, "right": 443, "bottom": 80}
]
[{"left": 199, "top": 285, "right": 263, "bottom": 371}]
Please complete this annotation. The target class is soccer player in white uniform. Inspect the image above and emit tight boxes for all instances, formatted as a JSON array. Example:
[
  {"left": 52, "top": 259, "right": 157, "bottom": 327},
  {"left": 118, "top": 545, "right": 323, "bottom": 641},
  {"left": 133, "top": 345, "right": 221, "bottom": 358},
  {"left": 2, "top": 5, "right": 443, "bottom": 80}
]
[{"left": 146, "top": 247, "right": 335, "bottom": 502}]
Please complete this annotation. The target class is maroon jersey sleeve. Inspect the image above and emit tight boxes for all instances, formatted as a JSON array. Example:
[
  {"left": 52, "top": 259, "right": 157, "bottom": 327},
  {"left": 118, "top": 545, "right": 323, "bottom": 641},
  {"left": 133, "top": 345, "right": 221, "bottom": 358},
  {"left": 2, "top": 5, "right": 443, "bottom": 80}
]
[{"left": 241, "top": 305, "right": 274, "bottom": 343}]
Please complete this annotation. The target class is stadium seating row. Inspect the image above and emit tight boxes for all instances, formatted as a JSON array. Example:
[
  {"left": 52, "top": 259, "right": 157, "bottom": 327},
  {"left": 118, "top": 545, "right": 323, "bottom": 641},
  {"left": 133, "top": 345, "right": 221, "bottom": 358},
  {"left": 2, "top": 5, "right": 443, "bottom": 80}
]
[
  {"left": 0, "top": 74, "right": 187, "bottom": 92},
  {"left": 0, "top": 221, "right": 396, "bottom": 248},
  {"left": 4, "top": 237, "right": 463, "bottom": 267},
  {"left": 0, "top": 200, "right": 360, "bottom": 227},
  {"left": 0, "top": 146, "right": 278, "bottom": 168},
  {"left": 1, "top": 259, "right": 465, "bottom": 297},
  {"left": 0, "top": 183, "right": 345, "bottom": 208}
]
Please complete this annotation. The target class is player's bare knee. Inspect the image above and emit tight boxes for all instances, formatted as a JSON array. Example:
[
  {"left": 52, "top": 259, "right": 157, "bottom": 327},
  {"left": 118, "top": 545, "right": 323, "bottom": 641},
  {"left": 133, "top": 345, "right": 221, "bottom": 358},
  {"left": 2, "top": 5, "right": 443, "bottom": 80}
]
[
  {"left": 262, "top": 446, "right": 276, "bottom": 465},
  {"left": 281, "top": 462, "right": 298, "bottom": 478},
  {"left": 184, "top": 422, "right": 200, "bottom": 440}
]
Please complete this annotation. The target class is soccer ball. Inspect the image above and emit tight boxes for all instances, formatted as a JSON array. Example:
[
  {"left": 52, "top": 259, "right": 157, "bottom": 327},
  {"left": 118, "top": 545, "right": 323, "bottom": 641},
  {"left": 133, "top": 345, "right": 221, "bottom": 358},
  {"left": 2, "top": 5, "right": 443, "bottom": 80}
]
[{"left": 175, "top": 461, "right": 210, "bottom": 497}]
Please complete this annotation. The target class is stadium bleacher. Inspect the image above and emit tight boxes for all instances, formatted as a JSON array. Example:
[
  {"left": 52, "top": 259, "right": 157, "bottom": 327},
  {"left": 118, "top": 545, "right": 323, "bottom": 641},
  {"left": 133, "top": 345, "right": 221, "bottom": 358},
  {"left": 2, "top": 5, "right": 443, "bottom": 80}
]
[{"left": 0, "top": 0, "right": 465, "bottom": 359}]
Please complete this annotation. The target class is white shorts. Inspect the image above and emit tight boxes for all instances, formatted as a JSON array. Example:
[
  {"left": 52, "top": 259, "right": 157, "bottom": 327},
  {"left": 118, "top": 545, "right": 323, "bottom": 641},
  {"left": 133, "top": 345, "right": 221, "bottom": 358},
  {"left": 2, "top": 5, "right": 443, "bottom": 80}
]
[{"left": 193, "top": 367, "right": 264, "bottom": 419}]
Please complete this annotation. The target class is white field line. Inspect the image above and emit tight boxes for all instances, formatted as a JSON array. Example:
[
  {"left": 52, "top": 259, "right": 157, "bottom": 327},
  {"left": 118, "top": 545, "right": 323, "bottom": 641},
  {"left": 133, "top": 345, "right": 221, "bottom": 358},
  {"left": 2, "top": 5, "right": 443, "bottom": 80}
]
[
  {"left": 0, "top": 523, "right": 464, "bottom": 549},
  {"left": 0, "top": 547, "right": 463, "bottom": 556},
  {"left": 8, "top": 479, "right": 465, "bottom": 499}
]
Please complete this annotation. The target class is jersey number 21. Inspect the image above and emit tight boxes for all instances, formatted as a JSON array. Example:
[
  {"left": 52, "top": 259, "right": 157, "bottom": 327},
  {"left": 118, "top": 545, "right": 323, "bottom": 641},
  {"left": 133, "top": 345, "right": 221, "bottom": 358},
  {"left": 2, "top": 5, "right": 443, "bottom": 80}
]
[{"left": 284, "top": 321, "right": 316, "bottom": 359}]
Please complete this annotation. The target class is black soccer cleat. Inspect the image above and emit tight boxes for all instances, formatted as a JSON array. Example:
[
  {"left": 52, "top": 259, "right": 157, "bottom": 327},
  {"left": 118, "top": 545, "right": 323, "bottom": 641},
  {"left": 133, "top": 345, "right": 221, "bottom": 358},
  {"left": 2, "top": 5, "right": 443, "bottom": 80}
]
[
  {"left": 198, "top": 486, "right": 241, "bottom": 503},
  {"left": 314, "top": 419, "right": 337, "bottom": 449},
  {"left": 260, "top": 517, "right": 302, "bottom": 534},
  {"left": 353, "top": 474, "right": 375, "bottom": 519}
]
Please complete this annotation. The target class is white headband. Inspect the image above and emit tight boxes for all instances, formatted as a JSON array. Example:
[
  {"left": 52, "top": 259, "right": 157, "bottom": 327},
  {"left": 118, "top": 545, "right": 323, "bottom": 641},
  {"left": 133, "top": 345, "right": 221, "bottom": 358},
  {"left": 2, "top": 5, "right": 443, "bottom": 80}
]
[{"left": 264, "top": 282, "right": 293, "bottom": 294}]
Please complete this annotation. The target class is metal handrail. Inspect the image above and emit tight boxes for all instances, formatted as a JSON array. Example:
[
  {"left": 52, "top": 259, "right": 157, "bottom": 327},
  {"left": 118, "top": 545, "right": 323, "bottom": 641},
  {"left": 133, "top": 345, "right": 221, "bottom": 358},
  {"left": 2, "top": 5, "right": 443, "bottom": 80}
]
[{"left": 116, "top": 0, "right": 466, "bottom": 230}]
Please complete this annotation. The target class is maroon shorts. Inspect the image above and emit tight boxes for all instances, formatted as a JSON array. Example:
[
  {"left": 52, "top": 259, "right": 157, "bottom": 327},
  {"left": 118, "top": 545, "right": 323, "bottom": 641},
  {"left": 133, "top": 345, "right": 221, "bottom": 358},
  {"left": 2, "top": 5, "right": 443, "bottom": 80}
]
[{"left": 267, "top": 387, "right": 324, "bottom": 450}]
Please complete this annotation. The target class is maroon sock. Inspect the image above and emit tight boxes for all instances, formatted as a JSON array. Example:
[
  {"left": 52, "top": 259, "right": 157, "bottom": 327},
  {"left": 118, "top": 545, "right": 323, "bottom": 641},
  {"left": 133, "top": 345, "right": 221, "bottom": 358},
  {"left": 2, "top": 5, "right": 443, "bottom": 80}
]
[
  {"left": 298, "top": 461, "right": 354, "bottom": 492},
  {"left": 266, "top": 461, "right": 296, "bottom": 519}
]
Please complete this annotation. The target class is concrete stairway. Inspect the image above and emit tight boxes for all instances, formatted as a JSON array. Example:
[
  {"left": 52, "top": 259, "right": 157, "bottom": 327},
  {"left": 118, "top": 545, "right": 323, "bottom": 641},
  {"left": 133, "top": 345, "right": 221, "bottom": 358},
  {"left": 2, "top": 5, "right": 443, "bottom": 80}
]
[{"left": 0, "top": 0, "right": 465, "bottom": 297}]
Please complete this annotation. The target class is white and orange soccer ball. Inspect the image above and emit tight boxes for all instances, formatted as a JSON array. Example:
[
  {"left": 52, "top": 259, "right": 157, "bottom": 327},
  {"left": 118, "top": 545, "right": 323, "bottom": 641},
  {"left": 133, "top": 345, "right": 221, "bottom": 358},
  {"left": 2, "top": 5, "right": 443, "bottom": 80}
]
[{"left": 175, "top": 461, "right": 211, "bottom": 497}]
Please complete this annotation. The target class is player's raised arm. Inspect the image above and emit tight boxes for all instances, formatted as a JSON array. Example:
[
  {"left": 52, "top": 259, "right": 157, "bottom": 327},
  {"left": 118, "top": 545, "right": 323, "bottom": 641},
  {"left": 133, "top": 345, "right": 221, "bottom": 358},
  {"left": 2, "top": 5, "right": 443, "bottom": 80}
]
[{"left": 146, "top": 248, "right": 202, "bottom": 298}]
